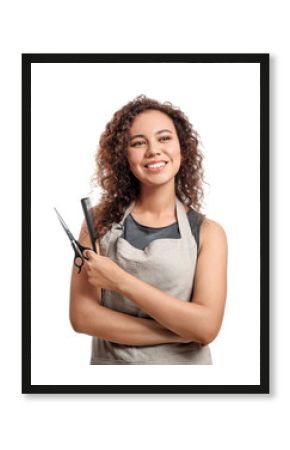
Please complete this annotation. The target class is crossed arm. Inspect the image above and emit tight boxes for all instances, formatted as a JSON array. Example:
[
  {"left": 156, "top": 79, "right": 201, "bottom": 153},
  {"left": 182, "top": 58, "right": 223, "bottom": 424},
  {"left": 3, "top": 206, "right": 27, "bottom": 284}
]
[{"left": 69, "top": 218, "right": 227, "bottom": 346}]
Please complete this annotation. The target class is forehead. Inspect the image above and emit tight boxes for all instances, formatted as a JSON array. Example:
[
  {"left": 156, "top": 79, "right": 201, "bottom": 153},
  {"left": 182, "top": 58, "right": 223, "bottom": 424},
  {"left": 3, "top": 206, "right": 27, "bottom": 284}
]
[{"left": 129, "top": 110, "right": 175, "bottom": 134}]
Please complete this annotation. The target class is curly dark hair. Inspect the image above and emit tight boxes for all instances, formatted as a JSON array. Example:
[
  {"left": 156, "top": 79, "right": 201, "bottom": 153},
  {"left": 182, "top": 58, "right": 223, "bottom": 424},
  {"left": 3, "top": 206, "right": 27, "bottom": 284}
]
[{"left": 91, "top": 95, "right": 205, "bottom": 238}]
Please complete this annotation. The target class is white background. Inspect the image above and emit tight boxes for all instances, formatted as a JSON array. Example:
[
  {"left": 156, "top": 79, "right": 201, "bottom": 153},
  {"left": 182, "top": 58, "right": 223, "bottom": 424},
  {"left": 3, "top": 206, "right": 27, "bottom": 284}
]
[
  {"left": 1, "top": 0, "right": 288, "bottom": 449},
  {"left": 31, "top": 62, "right": 260, "bottom": 385}
]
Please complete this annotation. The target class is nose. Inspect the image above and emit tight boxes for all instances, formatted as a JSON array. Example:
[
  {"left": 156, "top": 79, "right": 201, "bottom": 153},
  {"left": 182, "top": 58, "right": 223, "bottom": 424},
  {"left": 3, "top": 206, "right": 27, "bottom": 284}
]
[{"left": 145, "top": 140, "right": 161, "bottom": 157}]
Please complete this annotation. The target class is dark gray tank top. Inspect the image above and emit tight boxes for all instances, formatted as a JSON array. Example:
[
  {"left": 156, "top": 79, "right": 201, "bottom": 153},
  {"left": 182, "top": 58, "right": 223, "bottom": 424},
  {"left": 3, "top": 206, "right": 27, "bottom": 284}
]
[{"left": 123, "top": 209, "right": 205, "bottom": 251}]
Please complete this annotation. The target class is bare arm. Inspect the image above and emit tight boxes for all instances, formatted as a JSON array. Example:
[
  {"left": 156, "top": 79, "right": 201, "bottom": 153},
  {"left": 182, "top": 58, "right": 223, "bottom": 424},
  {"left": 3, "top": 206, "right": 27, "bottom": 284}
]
[
  {"left": 111, "top": 219, "right": 228, "bottom": 344},
  {"left": 69, "top": 223, "right": 189, "bottom": 346}
]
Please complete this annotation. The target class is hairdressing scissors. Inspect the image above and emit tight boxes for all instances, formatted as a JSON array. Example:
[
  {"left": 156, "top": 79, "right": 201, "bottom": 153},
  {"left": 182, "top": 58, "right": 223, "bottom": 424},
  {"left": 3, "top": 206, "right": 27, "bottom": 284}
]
[{"left": 54, "top": 207, "right": 91, "bottom": 273}]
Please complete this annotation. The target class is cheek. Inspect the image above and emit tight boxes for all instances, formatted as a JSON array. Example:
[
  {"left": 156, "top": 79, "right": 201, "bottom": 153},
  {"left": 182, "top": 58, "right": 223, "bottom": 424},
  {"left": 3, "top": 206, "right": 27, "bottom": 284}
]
[
  {"left": 168, "top": 145, "right": 181, "bottom": 163},
  {"left": 127, "top": 151, "right": 143, "bottom": 169},
  {"left": 169, "top": 146, "right": 182, "bottom": 174}
]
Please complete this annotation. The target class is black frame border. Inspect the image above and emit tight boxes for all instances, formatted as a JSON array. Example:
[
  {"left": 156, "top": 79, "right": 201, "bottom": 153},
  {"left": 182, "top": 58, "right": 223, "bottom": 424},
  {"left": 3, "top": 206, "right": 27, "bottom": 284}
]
[{"left": 22, "top": 53, "right": 269, "bottom": 394}]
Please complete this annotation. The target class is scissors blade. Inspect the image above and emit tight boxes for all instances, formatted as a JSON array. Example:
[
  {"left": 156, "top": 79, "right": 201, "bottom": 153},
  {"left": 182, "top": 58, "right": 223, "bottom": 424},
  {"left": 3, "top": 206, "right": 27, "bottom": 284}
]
[{"left": 54, "top": 207, "right": 76, "bottom": 242}]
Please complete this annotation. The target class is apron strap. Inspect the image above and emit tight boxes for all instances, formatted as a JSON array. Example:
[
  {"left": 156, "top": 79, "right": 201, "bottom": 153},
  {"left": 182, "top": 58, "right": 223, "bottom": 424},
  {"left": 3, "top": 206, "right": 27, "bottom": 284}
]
[{"left": 175, "top": 198, "right": 193, "bottom": 240}]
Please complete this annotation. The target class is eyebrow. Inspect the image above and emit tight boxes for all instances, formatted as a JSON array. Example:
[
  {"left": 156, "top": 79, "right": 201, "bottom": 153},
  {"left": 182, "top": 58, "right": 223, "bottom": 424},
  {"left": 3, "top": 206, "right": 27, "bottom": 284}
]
[{"left": 129, "top": 129, "right": 173, "bottom": 141}]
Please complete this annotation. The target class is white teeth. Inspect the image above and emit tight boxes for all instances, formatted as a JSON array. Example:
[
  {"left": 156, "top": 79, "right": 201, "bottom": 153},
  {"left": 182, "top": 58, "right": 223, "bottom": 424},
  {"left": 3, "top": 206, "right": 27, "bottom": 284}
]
[{"left": 146, "top": 162, "right": 166, "bottom": 169}]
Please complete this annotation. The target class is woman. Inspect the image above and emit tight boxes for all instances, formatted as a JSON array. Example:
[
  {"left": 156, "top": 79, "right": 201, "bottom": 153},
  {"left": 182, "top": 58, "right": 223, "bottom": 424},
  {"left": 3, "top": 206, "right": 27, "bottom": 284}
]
[{"left": 69, "top": 95, "right": 228, "bottom": 365}]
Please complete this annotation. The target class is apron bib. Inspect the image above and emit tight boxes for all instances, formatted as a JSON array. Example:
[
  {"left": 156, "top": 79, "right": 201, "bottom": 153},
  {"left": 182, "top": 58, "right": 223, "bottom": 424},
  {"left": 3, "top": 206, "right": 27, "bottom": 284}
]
[{"left": 91, "top": 198, "right": 212, "bottom": 364}]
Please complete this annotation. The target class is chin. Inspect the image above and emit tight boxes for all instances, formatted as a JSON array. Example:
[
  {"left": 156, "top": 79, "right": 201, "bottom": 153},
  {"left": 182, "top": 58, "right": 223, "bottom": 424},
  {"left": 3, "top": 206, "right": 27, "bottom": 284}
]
[{"left": 143, "top": 176, "right": 175, "bottom": 187}]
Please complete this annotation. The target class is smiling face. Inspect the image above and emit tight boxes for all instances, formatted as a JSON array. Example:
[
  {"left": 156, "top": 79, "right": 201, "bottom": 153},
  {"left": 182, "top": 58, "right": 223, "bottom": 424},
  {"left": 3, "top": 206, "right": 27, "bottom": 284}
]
[{"left": 127, "top": 109, "right": 182, "bottom": 188}]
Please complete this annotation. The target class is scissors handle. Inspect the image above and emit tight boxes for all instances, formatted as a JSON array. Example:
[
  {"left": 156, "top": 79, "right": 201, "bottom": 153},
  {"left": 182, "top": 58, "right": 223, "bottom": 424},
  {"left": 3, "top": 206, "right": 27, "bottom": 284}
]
[{"left": 71, "top": 241, "right": 91, "bottom": 273}]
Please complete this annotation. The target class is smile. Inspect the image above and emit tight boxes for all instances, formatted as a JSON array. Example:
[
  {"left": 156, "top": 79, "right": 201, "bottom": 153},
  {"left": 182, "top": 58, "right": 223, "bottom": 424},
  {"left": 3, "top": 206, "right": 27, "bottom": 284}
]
[{"left": 144, "top": 161, "right": 168, "bottom": 172}]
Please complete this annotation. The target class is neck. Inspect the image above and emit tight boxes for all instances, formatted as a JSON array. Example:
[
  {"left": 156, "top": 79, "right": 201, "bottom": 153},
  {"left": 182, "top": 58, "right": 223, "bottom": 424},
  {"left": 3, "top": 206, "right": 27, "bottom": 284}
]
[{"left": 135, "top": 182, "right": 176, "bottom": 215}]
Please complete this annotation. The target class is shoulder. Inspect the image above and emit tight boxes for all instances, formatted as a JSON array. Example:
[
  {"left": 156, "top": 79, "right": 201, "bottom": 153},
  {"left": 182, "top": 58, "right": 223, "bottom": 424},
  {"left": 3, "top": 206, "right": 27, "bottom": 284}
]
[
  {"left": 199, "top": 218, "right": 227, "bottom": 252},
  {"left": 79, "top": 220, "right": 90, "bottom": 243}
]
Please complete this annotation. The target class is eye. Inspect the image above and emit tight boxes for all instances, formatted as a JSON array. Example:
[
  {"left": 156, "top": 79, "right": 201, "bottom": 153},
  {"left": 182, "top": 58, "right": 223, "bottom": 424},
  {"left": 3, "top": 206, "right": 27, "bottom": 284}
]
[
  {"left": 131, "top": 140, "right": 146, "bottom": 147},
  {"left": 159, "top": 135, "right": 171, "bottom": 142}
]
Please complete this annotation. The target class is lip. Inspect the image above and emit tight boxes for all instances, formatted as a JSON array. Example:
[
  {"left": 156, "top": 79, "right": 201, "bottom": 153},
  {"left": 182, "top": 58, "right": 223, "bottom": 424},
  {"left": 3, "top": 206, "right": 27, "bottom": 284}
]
[
  {"left": 143, "top": 160, "right": 168, "bottom": 173},
  {"left": 144, "top": 160, "right": 168, "bottom": 167}
]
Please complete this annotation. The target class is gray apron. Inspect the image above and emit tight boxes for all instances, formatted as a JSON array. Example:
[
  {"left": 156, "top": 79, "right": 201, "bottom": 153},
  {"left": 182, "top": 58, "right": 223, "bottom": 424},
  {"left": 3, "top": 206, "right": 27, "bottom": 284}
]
[{"left": 90, "top": 198, "right": 212, "bottom": 364}]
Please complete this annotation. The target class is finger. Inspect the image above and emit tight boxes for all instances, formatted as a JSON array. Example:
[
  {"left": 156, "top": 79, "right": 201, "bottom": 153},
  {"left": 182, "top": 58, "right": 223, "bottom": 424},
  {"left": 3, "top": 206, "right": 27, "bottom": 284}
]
[{"left": 83, "top": 250, "right": 95, "bottom": 260}]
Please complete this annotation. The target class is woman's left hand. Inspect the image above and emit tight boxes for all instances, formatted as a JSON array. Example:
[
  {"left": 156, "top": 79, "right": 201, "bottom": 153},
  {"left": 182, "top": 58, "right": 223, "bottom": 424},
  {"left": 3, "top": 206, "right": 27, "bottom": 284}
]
[{"left": 84, "top": 250, "right": 125, "bottom": 291}]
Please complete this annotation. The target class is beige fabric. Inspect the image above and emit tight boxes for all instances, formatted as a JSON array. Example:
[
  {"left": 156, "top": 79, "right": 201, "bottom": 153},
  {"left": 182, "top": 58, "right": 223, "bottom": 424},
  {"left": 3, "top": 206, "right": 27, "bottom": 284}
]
[{"left": 91, "top": 198, "right": 212, "bottom": 365}]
